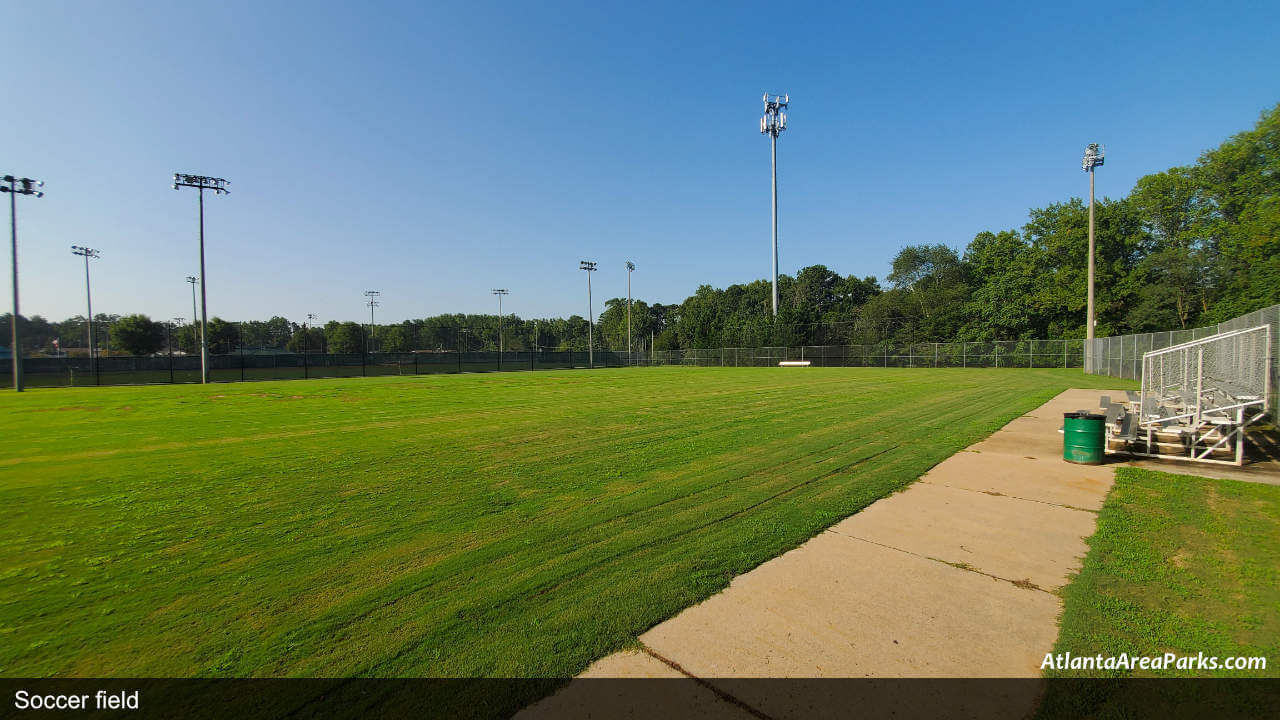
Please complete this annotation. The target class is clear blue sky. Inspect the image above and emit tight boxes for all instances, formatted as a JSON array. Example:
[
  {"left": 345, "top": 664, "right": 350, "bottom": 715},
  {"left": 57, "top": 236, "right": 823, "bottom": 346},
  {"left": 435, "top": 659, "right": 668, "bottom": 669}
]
[{"left": 5, "top": 0, "right": 1278, "bottom": 324}]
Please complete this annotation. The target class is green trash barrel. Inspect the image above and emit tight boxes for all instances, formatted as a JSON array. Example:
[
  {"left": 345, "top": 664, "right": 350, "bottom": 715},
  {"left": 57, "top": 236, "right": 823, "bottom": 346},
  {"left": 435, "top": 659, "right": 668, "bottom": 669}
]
[{"left": 1063, "top": 412, "right": 1106, "bottom": 465}]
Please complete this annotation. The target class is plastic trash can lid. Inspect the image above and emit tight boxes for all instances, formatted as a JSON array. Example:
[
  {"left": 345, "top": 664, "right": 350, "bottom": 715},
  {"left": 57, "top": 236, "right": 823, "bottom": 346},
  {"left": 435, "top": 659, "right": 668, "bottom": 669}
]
[{"left": 1063, "top": 411, "right": 1105, "bottom": 420}]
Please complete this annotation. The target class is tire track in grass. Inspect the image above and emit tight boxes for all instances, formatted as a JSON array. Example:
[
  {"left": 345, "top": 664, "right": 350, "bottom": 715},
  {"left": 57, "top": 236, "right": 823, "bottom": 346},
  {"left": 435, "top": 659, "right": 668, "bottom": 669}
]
[{"left": 0, "top": 369, "right": 1129, "bottom": 678}]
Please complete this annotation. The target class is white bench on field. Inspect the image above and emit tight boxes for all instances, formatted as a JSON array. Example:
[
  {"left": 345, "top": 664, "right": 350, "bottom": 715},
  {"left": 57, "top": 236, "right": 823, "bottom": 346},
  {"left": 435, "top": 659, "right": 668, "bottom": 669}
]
[{"left": 779, "top": 361, "right": 811, "bottom": 367}]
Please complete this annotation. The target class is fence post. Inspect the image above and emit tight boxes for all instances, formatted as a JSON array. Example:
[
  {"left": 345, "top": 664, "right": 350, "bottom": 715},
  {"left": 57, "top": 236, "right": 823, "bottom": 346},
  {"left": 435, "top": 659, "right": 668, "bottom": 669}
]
[
  {"left": 962, "top": 343, "right": 966, "bottom": 368},
  {"left": 414, "top": 353, "right": 419, "bottom": 375}
]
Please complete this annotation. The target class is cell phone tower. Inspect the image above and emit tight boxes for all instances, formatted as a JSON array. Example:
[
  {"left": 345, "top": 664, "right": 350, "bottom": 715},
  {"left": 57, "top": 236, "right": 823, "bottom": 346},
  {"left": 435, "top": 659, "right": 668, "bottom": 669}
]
[{"left": 760, "top": 93, "right": 789, "bottom": 317}]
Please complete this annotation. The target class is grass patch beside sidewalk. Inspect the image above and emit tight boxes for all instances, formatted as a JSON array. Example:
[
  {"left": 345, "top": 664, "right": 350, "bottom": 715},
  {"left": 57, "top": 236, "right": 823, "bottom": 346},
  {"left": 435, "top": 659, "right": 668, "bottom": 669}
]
[{"left": 1039, "top": 467, "right": 1279, "bottom": 716}]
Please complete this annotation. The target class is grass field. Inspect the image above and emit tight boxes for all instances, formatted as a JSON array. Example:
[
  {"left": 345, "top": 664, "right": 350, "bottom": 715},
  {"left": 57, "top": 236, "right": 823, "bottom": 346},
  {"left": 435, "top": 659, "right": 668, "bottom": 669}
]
[
  {"left": 1, "top": 368, "right": 1129, "bottom": 694},
  {"left": 1039, "top": 467, "right": 1280, "bottom": 716}
]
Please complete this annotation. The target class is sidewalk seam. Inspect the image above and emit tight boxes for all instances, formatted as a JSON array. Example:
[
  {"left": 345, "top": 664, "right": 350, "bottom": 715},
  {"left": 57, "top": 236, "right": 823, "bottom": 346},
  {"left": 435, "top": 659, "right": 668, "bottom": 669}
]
[
  {"left": 639, "top": 645, "right": 778, "bottom": 720},
  {"left": 916, "top": 478, "right": 1102, "bottom": 514},
  {"left": 823, "top": 529, "right": 1057, "bottom": 596}
]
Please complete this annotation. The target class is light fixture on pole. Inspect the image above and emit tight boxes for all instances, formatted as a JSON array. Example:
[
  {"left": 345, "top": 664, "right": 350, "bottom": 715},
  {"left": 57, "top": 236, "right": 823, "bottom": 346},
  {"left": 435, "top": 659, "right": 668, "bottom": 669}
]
[
  {"left": 580, "top": 260, "right": 597, "bottom": 368},
  {"left": 364, "top": 290, "right": 380, "bottom": 354},
  {"left": 492, "top": 288, "right": 509, "bottom": 369},
  {"left": 760, "top": 93, "right": 789, "bottom": 317},
  {"left": 303, "top": 313, "right": 318, "bottom": 377},
  {"left": 171, "top": 317, "right": 184, "bottom": 364},
  {"left": 184, "top": 276, "right": 199, "bottom": 354},
  {"left": 625, "top": 261, "right": 636, "bottom": 355},
  {"left": 70, "top": 246, "right": 101, "bottom": 374},
  {"left": 173, "top": 317, "right": 185, "bottom": 356},
  {"left": 173, "top": 173, "right": 229, "bottom": 384},
  {"left": 1082, "top": 143, "right": 1105, "bottom": 372},
  {"left": 3, "top": 175, "right": 43, "bottom": 392}
]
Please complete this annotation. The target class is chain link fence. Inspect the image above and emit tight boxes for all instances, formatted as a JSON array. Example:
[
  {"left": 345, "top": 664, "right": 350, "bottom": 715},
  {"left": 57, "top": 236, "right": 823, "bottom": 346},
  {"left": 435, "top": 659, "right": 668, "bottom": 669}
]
[
  {"left": 1, "top": 350, "right": 618, "bottom": 388},
  {"left": 616, "top": 340, "right": 1086, "bottom": 369},
  {"left": 4, "top": 340, "right": 1091, "bottom": 388},
  {"left": 1086, "top": 304, "right": 1279, "bottom": 413}
]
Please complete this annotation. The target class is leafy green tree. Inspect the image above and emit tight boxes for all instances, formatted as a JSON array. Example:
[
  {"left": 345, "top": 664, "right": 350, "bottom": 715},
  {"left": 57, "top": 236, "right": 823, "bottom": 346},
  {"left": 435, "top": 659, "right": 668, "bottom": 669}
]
[
  {"left": 110, "top": 315, "right": 165, "bottom": 356},
  {"left": 1194, "top": 103, "right": 1280, "bottom": 320},
  {"left": 1129, "top": 168, "right": 1213, "bottom": 329},
  {"left": 379, "top": 324, "right": 411, "bottom": 353},
  {"left": 286, "top": 327, "right": 326, "bottom": 353},
  {"left": 175, "top": 324, "right": 199, "bottom": 354},
  {"left": 205, "top": 317, "right": 241, "bottom": 354},
  {"left": 883, "top": 244, "right": 971, "bottom": 341},
  {"left": 325, "top": 321, "right": 365, "bottom": 354}
]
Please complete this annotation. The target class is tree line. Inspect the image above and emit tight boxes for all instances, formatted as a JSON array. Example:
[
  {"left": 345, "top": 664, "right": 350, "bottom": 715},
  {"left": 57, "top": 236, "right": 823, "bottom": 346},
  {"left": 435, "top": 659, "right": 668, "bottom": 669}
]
[{"left": 8, "top": 103, "right": 1277, "bottom": 357}]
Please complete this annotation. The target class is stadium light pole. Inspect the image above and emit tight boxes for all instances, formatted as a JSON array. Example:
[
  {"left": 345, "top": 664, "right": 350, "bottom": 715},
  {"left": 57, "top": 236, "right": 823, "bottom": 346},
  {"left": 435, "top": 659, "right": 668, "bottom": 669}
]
[
  {"left": 1082, "top": 144, "right": 1105, "bottom": 372},
  {"left": 625, "top": 261, "right": 635, "bottom": 354},
  {"left": 364, "top": 290, "right": 380, "bottom": 354},
  {"left": 303, "top": 313, "right": 318, "bottom": 378},
  {"left": 492, "top": 288, "right": 508, "bottom": 369},
  {"left": 172, "top": 318, "right": 184, "bottom": 374},
  {"left": 173, "top": 173, "right": 229, "bottom": 384},
  {"left": 580, "top": 260, "right": 596, "bottom": 368},
  {"left": 306, "top": 312, "right": 321, "bottom": 352},
  {"left": 3, "top": 175, "right": 43, "bottom": 392},
  {"left": 70, "top": 246, "right": 100, "bottom": 376},
  {"left": 184, "top": 275, "right": 199, "bottom": 351},
  {"left": 760, "top": 93, "right": 789, "bottom": 317},
  {"left": 173, "top": 317, "right": 185, "bottom": 353}
]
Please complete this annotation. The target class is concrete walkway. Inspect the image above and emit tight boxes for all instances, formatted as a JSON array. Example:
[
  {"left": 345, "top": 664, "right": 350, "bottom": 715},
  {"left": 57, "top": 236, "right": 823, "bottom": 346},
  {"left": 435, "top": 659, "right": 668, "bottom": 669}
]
[{"left": 519, "top": 388, "right": 1126, "bottom": 719}]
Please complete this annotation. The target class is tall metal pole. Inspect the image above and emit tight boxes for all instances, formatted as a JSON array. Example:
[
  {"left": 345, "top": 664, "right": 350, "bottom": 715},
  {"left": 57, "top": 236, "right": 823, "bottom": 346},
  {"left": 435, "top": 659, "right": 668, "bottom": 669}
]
[
  {"left": 304, "top": 313, "right": 317, "bottom": 380},
  {"left": 491, "top": 288, "right": 508, "bottom": 369},
  {"left": 8, "top": 189, "right": 19, "bottom": 391},
  {"left": 174, "top": 174, "right": 229, "bottom": 383},
  {"left": 1081, "top": 144, "right": 1103, "bottom": 373},
  {"left": 172, "top": 318, "right": 183, "bottom": 383},
  {"left": 626, "top": 261, "right": 635, "bottom": 355},
  {"left": 363, "top": 290, "right": 380, "bottom": 355},
  {"left": 186, "top": 277, "right": 198, "bottom": 354},
  {"left": 760, "top": 94, "right": 788, "bottom": 318},
  {"left": 197, "top": 188, "right": 210, "bottom": 383},
  {"left": 588, "top": 270, "right": 593, "bottom": 367},
  {"left": 84, "top": 253, "right": 94, "bottom": 366},
  {"left": 166, "top": 322, "right": 174, "bottom": 383},
  {"left": 771, "top": 131, "right": 779, "bottom": 316},
  {"left": 3, "top": 175, "right": 43, "bottom": 392},
  {"left": 72, "top": 246, "right": 100, "bottom": 377},
  {"left": 580, "top": 261, "right": 596, "bottom": 368},
  {"left": 1087, "top": 168, "right": 1095, "bottom": 369}
]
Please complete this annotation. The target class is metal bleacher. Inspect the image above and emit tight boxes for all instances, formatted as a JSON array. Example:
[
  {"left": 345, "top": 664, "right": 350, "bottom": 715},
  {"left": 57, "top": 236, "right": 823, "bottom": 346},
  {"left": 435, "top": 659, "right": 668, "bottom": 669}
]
[{"left": 1104, "top": 326, "right": 1272, "bottom": 466}]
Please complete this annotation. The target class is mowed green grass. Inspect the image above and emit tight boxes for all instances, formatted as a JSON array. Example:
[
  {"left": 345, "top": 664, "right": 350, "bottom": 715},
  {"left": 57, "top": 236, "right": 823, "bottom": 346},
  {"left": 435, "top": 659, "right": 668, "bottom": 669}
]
[
  {"left": 1, "top": 367, "right": 1130, "bottom": 684},
  {"left": 1039, "top": 467, "right": 1280, "bottom": 717}
]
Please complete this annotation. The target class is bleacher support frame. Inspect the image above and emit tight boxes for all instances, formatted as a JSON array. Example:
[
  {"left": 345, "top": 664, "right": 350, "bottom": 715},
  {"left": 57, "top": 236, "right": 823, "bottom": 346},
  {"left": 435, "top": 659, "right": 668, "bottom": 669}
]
[{"left": 1115, "top": 325, "right": 1271, "bottom": 466}]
